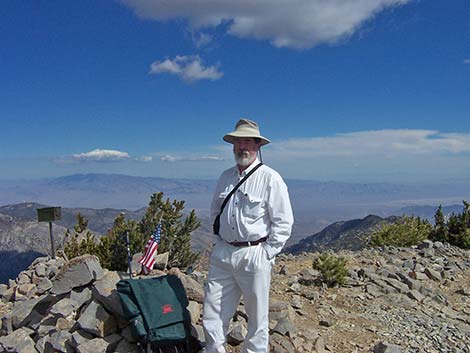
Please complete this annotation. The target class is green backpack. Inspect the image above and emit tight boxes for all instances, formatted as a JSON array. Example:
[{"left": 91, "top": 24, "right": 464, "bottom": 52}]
[{"left": 117, "top": 275, "right": 201, "bottom": 353}]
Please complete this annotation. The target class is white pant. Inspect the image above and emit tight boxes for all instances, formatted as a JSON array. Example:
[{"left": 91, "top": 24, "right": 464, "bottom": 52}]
[{"left": 203, "top": 240, "right": 273, "bottom": 353}]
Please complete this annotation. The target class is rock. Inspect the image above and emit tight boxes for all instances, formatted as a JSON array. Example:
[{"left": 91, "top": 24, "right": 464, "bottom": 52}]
[
  {"left": 1, "top": 287, "right": 15, "bottom": 302},
  {"left": 424, "top": 268, "right": 442, "bottom": 281},
  {"left": 272, "top": 316, "right": 296, "bottom": 336},
  {"left": 76, "top": 337, "right": 109, "bottom": 353},
  {"left": 44, "top": 330, "right": 73, "bottom": 352},
  {"left": 279, "top": 265, "right": 291, "bottom": 276},
  {"left": 71, "top": 330, "right": 94, "bottom": 348},
  {"left": 0, "top": 327, "right": 36, "bottom": 353},
  {"left": 227, "top": 320, "right": 247, "bottom": 345},
  {"left": 56, "top": 317, "right": 74, "bottom": 331},
  {"left": 408, "top": 289, "right": 425, "bottom": 302},
  {"left": 50, "top": 298, "right": 79, "bottom": 318},
  {"left": 16, "top": 283, "right": 36, "bottom": 299},
  {"left": 103, "top": 333, "right": 122, "bottom": 351},
  {"left": 92, "top": 270, "right": 124, "bottom": 318},
  {"left": 51, "top": 255, "right": 104, "bottom": 295},
  {"left": 77, "top": 301, "right": 117, "bottom": 337},
  {"left": 0, "top": 284, "right": 9, "bottom": 298},
  {"left": 319, "top": 319, "right": 334, "bottom": 327},
  {"left": 190, "top": 324, "right": 205, "bottom": 345},
  {"left": 290, "top": 295, "right": 302, "bottom": 309},
  {"left": 17, "top": 272, "right": 31, "bottom": 285},
  {"left": 114, "top": 339, "right": 140, "bottom": 353},
  {"left": 154, "top": 252, "right": 169, "bottom": 270},
  {"left": 409, "top": 271, "right": 429, "bottom": 281},
  {"left": 70, "top": 287, "right": 92, "bottom": 310},
  {"left": 374, "top": 341, "right": 402, "bottom": 353},
  {"left": 456, "top": 287, "right": 470, "bottom": 296},
  {"left": 187, "top": 301, "right": 201, "bottom": 324},
  {"left": 6, "top": 296, "right": 47, "bottom": 330},
  {"left": 418, "top": 240, "right": 434, "bottom": 249},
  {"left": 36, "top": 278, "right": 52, "bottom": 295},
  {"left": 167, "top": 268, "right": 204, "bottom": 303},
  {"left": 35, "top": 263, "right": 47, "bottom": 278},
  {"left": 314, "top": 336, "right": 327, "bottom": 353}
]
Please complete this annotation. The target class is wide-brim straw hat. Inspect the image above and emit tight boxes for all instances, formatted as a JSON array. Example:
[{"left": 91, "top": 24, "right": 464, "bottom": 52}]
[{"left": 223, "top": 118, "right": 270, "bottom": 145}]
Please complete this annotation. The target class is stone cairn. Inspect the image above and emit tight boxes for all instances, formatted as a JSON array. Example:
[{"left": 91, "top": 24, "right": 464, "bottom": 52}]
[
  {"left": 0, "top": 252, "right": 297, "bottom": 353},
  {"left": 1, "top": 240, "right": 470, "bottom": 353}
]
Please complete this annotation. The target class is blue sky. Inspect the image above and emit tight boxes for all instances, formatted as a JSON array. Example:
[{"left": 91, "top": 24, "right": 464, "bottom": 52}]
[{"left": 1, "top": 0, "right": 469, "bottom": 183}]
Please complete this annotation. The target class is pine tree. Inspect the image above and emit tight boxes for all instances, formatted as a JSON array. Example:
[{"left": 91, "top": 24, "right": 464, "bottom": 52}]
[
  {"left": 430, "top": 205, "right": 448, "bottom": 242},
  {"left": 63, "top": 193, "right": 201, "bottom": 271},
  {"left": 64, "top": 213, "right": 97, "bottom": 259},
  {"left": 139, "top": 192, "right": 200, "bottom": 269},
  {"left": 96, "top": 213, "right": 142, "bottom": 271},
  {"left": 73, "top": 212, "right": 88, "bottom": 233}
]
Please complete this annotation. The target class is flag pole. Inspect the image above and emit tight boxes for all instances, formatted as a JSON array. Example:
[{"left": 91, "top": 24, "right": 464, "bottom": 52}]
[{"left": 125, "top": 230, "right": 133, "bottom": 279}]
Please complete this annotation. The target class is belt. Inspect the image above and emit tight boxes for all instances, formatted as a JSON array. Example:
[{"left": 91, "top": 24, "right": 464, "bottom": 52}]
[{"left": 228, "top": 236, "right": 268, "bottom": 247}]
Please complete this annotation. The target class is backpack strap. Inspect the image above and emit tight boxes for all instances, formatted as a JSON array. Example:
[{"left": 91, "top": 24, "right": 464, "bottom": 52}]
[{"left": 213, "top": 162, "right": 263, "bottom": 235}]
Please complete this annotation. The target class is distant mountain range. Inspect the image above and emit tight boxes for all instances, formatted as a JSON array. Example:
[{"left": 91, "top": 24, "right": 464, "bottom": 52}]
[
  {"left": 392, "top": 204, "right": 464, "bottom": 222},
  {"left": 0, "top": 200, "right": 465, "bottom": 284},
  {"left": 2, "top": 173, "right": 469, "bottom": 244},
  {"left": 0, "top": 202, "right": 146, "bottom": 235},
  {"left": 1, "top": 173, "right": 469, "bottom": 283}
]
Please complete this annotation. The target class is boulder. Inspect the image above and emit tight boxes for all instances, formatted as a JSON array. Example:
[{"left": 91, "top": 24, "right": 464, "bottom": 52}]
[
  {"left": 51, "top": 255, "right": 104, "bottom": 295},
  {"left": 77, "top": 301, "right": 117, "bottom": 337}
]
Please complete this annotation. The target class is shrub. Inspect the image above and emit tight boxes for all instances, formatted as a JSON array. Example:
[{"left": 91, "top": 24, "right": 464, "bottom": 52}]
[
  {"left": 313, "top": 252, "right": 349, "bottom": 287},
  {"left": 63, "top": 192, "right": 200, "bottom": 271},
  {"left": 369, "top": 215, "right": 431, "bottom": 247},
  {"left": 63, "top": 214, "right": 98, "bottom": 260},
  {"left": 429, "top": 201, "right": 470, "bottom": 249}
]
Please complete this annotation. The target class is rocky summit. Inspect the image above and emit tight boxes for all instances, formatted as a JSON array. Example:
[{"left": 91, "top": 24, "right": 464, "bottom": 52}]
[{"left": 1, "top": 240, "right": 470, "bottom": 353}]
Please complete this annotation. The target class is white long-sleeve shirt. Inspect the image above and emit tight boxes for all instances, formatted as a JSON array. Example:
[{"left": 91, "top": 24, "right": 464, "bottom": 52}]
[{"left": 210, "top": 158, "right": 294, "bottom": 259}]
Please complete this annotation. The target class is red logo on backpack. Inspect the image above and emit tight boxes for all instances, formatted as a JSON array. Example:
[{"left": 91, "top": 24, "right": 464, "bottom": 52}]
[{"left": 162, "top": 304, "right": 173, "bottom": 314}]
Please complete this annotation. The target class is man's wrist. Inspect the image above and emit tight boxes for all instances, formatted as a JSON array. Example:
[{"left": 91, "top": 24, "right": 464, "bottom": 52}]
[{"left": 263, "top": 243, "right": 277, "bottom": 260}]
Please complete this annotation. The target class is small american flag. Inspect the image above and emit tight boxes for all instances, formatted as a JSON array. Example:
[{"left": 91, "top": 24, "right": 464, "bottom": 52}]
[{"left": 138, "top": 223, "right": 162, "bottom": 274}]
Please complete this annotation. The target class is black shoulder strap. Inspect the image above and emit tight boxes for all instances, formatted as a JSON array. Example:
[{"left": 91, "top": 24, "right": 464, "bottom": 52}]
[{"left": 217, "top": 163, "right": 263, "bottom": 217}]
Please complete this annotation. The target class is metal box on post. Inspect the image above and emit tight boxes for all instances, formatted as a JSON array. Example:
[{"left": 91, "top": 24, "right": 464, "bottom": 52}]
[
  {"left": 37, "top": 207, "right": 62, "bottom": 222},
  {"left": 37, "top": 206, "right": 62, "bottom": 259}
]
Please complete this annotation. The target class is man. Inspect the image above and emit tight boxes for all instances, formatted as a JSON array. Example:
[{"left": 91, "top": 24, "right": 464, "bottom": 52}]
[{"left": 203, "top": 118, "right": 294, "bottom": 353}]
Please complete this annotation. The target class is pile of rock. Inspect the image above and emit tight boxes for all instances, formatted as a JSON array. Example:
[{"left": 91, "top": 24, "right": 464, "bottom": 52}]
[
  {"left": 0, "top": 254, "right": 206, "bottom": 352},
  {"left": 0, "top": 253, "right": 299, "bottom": 353}
]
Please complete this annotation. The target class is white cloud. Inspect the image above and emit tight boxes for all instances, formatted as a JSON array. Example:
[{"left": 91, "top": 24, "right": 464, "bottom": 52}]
[
  {"left": 193, "top": 32, "right": 213, "bottom": 48},
  {"left": 121, "top": 0, "right": 411, "bottom": 49},
  {"left": 161, "top": 154, "right": 225, "bottom": 162},
  {"left": 71, "top": 149, "right": 130, "bottom": 163},
  {"left": 268, "top": 130, "right": 470, "bottom": 158},
  {"left": 464, "top": 59, "right": 470, "bottom": 64},
  {"left": 136, "top": 155, "right": 153, "bottom": 162},
  {"left": 149, "top": 55, "right": 223, "bottom": 82}
]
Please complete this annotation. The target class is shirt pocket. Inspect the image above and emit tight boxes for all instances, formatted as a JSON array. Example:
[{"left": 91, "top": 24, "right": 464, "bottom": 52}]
[{"left": 241, "top": 193, "right": 264, "bottom": 220}]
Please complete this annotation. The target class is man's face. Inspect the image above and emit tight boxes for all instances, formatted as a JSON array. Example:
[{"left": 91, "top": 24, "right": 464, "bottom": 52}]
[{"left": 233, "top": 137, "right": 260, "bottom": 167}]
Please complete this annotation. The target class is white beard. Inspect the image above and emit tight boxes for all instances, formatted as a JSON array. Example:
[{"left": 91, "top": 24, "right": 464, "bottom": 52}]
[{"left": 234, "top": 151, "right": 256, "bottom": 167}]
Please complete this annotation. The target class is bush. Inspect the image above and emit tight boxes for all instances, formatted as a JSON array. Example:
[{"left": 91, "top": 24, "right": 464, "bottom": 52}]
[
  {"left": 63, "top": 192, "right": 200, "bottom": 271},
  {"left": 369, "top": 215, "right": 431, "bottom": 247},
  {"left": 63, "top": 213, "right": 98, "bottom": 260},
  {"left": 313, "top": 252, "right": 349, "bottom": 287},
  {"left": 429, "top": 201, "right": 470, "bottom": 249}
]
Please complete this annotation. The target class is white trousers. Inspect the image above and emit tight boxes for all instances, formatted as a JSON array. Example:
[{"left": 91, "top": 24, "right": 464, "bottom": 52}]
[{"left": 202, "top": 240, "right": 273, "bottom": 353}]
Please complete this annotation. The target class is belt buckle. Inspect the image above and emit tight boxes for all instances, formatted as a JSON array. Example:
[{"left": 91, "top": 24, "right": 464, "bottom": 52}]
[{"left": 247, "top": 241, "right": 251, "bottom": 246}]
